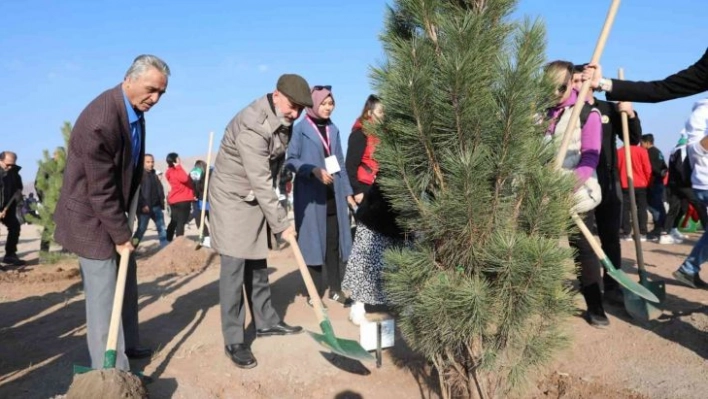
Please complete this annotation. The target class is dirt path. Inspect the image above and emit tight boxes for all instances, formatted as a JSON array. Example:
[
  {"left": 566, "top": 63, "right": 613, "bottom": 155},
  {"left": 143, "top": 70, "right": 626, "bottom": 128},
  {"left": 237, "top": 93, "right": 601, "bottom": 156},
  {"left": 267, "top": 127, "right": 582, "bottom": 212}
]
[{"left": 1, "top": 223, "right": 706, "bottom": 398}]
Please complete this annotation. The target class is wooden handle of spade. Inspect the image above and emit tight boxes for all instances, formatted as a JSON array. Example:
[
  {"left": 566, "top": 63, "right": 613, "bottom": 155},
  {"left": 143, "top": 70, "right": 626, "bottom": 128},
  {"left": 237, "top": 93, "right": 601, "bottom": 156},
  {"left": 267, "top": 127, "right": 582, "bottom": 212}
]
[
  {"left": 554, "top": 0, "right": 622, "bottom": 170},
  {"left": 198, "top": 132, "right": 215, "bottom": 241},
  {"left": 285, "top": 235, "right": 327, "bottom": 324}
]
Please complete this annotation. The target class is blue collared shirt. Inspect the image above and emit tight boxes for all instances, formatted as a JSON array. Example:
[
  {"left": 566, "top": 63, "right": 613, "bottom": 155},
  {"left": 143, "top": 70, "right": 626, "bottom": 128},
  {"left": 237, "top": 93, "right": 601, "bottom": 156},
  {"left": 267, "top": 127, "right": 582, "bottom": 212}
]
[{"left": 122, "top": 91, "right": 143, "bottom": 167}]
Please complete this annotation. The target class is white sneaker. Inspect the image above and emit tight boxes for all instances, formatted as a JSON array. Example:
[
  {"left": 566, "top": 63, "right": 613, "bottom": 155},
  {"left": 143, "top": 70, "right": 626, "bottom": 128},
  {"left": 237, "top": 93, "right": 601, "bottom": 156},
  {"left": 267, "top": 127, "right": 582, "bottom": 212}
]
[
  {"left": 202, "top": 237, "right": 211, "bottom": 248},
  {"left": 349, "top": 302, "right": 366, "bottom": 326},
  {"left": 670, "top": 228, "right": 686, "bottom": 241},
  {"left": 659, "top": 235, "right": 680, "bottom": 245}
]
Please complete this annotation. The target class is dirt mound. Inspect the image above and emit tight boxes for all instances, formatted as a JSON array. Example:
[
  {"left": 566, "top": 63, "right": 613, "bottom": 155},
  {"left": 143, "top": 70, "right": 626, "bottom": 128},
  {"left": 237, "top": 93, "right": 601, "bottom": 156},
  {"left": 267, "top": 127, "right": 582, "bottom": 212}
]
[
  {"left": 138, "top": 236, "right": 218, "bottom": 276},
  {"left": 65, "top": 369, "right": 147, "bottom": 399},
  {"left": 0, "top": 263, "right": 80, "bottom": 284},
  {"left": 533, "top": 372, "right": 647, "bottom": 399}
]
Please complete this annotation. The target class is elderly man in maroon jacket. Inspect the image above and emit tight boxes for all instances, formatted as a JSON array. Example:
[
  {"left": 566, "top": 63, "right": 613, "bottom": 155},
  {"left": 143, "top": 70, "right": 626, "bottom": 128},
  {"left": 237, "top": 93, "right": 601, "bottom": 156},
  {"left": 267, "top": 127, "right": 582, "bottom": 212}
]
[{"left": 55, "top": 54, "right": 169, "bottom": 372}]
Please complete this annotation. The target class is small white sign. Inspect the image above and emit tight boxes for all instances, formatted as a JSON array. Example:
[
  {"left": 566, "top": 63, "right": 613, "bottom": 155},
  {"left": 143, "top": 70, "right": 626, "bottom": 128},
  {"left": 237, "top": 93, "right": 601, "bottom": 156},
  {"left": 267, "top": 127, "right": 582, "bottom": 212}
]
[
  {"left": 359, "top": 319, "right": 395, "bottom": 351},
  {"left": 324, "top": 155, "right": 341, "bottom": 174}
]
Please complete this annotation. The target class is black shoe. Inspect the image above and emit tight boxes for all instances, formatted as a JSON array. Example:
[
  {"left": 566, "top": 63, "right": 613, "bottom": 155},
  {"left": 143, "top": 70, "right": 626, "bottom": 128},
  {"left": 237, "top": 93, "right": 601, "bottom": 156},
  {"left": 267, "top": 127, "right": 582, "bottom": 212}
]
[
  {"left": 2, "top": 255, "right": 26, "bottom": 266},
  {"left": 673, "top": 269, "right": 697, "bottom": 289},
  {"left": 307, "top": 297, "right": 328, "bottom": 310},
  {"left": 140, "top": 374, "right": 154, "bottom": 384},
  {"left": 584, "top": 310, "right": 610, "bottom": 328},
  {"left": 329, "top": 291, "right": 353, "bottom": 308},
  {"left": 581, "top": 283, "right": 609, "bottom": 328},
  {"left": 693, "top": 273, "right": 708, "bottom": 289},
  {"left": 224, "top": 344, "right": 257, "bottom": 369},
  {"left": 125, "top": 347, "right": 153, "bottom": 359},
  {"left": 256, "top": 322, "right": 303, "bottom": 337}
]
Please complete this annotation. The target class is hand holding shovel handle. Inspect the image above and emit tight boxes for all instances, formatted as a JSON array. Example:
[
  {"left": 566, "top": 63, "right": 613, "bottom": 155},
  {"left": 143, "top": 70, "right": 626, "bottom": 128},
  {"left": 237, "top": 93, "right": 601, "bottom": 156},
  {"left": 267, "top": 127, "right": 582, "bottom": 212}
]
[{"left": 553, "top": 0, "right": 621, "bottom": 170}]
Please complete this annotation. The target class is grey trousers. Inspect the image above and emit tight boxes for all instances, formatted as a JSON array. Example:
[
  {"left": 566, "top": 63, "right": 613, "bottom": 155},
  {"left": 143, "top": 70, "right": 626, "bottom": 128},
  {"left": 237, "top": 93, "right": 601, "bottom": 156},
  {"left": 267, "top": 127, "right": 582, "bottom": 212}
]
[
  {"left": 219, "top": 256, "right": 280, "bottom": 346},
  {"left": 79, "top": 253, "right": 140, "bottom": 370}
]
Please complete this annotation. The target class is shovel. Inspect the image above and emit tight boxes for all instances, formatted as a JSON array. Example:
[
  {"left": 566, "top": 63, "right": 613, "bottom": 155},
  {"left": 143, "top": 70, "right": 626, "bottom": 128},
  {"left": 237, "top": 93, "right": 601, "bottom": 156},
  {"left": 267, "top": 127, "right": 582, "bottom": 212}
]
[
  {"left": 617, "top": 68, "right": 665, "bottom": 320},
  {"left": 196, "top": 131, "right": 215, "bottom": 250},
  {"left": 68, "top": 249, "right": 148, "bottom": 398},
  {"left": 284, "top": 235, "right": 374, "bottom": 362},
  {"left": 553, "top": 0, "right": 657, "bottom": 304},
  {"left": 73, "top": 248, "right": 132, "bottom": 374}
]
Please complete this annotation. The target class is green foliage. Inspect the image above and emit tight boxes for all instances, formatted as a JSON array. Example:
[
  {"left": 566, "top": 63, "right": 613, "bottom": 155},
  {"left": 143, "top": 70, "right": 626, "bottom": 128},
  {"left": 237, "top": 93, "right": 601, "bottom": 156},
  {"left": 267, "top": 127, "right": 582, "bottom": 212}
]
[
  {"left": 372, "top": 1, "right": 578, "bottom": 397},
  {"left": 28, "top": 122, "right": 70, "bottom": 252}
]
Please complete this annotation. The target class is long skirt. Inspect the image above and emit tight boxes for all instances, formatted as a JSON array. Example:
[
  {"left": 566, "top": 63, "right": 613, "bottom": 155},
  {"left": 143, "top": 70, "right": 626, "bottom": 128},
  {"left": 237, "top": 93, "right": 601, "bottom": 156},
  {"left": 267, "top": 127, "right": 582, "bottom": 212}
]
[{"left": 342, "top": 224, "right": 406, "bottom": 305}]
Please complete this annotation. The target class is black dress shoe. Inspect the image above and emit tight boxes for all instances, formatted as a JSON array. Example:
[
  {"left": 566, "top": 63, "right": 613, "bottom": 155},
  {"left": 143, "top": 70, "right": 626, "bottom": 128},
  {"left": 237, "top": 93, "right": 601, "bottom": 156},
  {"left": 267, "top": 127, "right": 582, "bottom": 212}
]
[
  {"left": 125, "top": 347, "right": 153, "bottom": 359},
  {"left": 256, "top": 322, "right": 303, "bottom": 337},
  {"left": 224, "top": 344, "right": 257, "bottom": 369}
]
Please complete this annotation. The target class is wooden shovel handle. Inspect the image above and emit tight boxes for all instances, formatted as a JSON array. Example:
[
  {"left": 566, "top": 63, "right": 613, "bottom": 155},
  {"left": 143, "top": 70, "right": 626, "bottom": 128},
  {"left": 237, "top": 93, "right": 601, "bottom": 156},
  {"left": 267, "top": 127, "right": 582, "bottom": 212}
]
[
  {"left": 554, "top": 0, "right": 622, "bottom": 170},
  {"left": 285, "top": 235, "right": 327, "bottom": 323},
  {"left": 618, "top": 68, "right": 647, "bottom": 272},
  {"left": 198, "top": 132, "right": 215, "bottom": 240},
  {"left": 106, "top": 248, "right": 131, "bottom": 353}
]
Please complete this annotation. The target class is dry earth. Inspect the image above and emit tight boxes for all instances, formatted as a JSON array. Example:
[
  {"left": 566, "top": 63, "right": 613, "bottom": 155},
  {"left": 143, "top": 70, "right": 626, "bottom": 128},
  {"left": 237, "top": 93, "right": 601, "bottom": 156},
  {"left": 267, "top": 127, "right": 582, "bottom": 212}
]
[{"left": 1, "top": 219, "right": 706, "bottom": 399}]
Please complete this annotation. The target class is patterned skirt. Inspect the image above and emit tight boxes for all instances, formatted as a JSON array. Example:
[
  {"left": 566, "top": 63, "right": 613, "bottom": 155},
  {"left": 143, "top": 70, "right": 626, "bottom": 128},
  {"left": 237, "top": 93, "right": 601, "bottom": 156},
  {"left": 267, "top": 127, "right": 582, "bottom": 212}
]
[{"left": 342, "top": 224, "right": 406, "bottom": 305}]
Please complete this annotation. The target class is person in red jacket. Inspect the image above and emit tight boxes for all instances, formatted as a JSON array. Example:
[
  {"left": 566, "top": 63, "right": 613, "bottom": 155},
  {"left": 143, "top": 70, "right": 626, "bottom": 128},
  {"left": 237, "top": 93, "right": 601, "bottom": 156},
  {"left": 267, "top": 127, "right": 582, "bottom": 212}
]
[
  {"left": 617, "top": 143, "right": 653, "bottom": 240},
  {"left": 165, "top": 152, "right": 195, "bottom": 241},
  {"left": 345, "top": 95, "right": 385, "bottom": 205}
]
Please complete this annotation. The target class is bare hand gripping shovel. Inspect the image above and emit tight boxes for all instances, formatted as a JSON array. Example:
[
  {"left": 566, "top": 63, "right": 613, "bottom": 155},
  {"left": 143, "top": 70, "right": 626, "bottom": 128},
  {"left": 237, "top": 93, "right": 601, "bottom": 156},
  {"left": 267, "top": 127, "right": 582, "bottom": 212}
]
[
  {"left": 554, "top": 0, "right": 658, "bottom": 304},
  {"left": 285, "top": 235, "right": 374, "bottom": 362},
  {"left": 617, "top": 68, "right": 665, "bottom": 320}
]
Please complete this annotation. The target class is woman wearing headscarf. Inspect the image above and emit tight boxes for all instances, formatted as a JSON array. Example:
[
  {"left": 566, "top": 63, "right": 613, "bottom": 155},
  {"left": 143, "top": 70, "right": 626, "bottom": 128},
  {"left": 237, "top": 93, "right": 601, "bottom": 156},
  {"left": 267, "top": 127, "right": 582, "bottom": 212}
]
[{"left": 286, "top": 86, "right": 357, "bottom": 308}]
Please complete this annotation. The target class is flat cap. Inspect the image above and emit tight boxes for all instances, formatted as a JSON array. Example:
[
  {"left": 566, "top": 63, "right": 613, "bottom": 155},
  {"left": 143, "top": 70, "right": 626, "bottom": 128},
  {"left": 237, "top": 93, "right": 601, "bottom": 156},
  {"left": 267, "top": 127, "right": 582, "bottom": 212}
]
[{"left": 277, "top": 74, "right": 312, "bottom": 108}]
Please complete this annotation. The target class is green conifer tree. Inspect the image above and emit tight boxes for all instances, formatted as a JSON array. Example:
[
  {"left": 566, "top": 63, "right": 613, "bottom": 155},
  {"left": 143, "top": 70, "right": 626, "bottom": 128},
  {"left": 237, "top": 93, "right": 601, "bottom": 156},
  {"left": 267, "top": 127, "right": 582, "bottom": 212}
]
[
  {"left": 29, "top": 122, "right": 70, "bottom": 253},
  {"left": 372, "top": 1, "right": 578, "bottom": 397}
]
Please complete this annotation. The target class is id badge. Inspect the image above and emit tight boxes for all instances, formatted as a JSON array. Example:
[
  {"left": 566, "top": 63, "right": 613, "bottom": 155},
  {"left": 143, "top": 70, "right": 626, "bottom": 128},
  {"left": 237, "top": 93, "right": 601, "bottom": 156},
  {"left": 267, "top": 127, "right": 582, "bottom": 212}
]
[{"left": 325, "top": 155, "right": 341, "bottom": 174}]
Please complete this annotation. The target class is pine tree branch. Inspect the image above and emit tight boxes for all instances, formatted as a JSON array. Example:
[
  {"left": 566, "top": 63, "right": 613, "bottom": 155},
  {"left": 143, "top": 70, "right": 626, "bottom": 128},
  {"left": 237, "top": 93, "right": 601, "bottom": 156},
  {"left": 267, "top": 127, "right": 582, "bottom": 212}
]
[{"left": 407, "top": 55, "right": 446, "bottom": 191}]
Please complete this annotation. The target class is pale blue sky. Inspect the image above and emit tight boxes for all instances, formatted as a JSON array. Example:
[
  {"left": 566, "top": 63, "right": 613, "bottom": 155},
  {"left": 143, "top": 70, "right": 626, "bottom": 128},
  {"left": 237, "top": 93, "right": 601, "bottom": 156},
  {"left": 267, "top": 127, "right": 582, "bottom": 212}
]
[{"left": 1, "top": 1, "right": 706, "bottom": 181}]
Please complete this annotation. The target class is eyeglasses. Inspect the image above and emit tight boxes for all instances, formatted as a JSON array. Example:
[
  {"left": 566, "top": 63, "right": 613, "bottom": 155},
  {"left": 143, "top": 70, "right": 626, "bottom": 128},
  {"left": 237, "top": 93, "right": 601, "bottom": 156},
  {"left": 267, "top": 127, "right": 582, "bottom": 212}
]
[{"left": 312, "top": 85, "right": 331, "bottom": 92}]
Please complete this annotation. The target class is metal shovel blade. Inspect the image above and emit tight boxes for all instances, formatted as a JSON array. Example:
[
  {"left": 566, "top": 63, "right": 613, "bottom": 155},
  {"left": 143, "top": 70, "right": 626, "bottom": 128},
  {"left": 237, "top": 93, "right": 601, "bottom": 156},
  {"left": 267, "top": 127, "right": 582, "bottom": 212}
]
[
  {"left": 601, "top": 258, "right": 660, "bottom": 303},
  {"left": 623, "top": 270, "right": 666, "bottom": 321},
  {"left": 622, "top": 287, "right": 663, "bottom": 321},
  {"left": 308, "top": 320, "right": 375, "bottom": 362}
]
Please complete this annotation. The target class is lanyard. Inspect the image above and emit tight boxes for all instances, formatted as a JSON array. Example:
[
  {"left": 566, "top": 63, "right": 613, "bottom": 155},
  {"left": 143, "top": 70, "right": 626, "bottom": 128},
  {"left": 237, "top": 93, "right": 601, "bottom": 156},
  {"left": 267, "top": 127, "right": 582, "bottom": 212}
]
[{"left": 306, "top": 116, "right": 331, "bottom": 156}]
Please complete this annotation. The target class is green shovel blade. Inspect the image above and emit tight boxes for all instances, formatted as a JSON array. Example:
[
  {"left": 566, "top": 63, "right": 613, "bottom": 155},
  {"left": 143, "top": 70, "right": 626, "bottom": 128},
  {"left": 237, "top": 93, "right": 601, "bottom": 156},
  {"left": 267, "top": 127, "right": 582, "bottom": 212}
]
[
  {"left": 601, "top": 258, "right": 660, "bottom": 303},
  {"left": 307, "top": 320, "right": 375, "bottom": 362},
  {"left": 623, "top": 288, "right": 663, "bottom": 321}
]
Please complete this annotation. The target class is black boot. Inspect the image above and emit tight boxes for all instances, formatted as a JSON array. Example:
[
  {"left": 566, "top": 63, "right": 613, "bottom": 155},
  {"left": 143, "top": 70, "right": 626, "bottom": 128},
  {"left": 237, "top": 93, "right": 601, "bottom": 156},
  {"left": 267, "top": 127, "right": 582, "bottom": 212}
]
[{"left": 581, "top": 283, "right": 610, "bottom": 328}]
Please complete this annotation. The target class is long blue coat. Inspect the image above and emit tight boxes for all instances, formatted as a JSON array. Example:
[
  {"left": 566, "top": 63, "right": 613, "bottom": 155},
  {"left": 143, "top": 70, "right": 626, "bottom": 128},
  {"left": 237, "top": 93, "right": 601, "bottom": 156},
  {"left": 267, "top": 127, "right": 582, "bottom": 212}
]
[{"left": 286, "top": 118, "right": 353, "bottom": 266}]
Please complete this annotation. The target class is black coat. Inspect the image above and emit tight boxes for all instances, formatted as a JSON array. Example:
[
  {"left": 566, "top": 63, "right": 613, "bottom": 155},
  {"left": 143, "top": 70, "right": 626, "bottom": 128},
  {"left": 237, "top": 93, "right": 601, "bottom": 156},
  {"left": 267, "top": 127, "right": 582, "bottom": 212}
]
[
  {"left": 592, "top": 98, "right": 642, "bottom": 193},
  {"left": 355, "top": 181, "right": 404, "bottom": 239},
  {"left": 1, "top": 165, "right": 23, "bottom": 209},
  {"left": 607, "top": 48, "right": 708, "bottom": 103},
  {"left": 139, "top": 169, "right": 165, "bottom": 210}
]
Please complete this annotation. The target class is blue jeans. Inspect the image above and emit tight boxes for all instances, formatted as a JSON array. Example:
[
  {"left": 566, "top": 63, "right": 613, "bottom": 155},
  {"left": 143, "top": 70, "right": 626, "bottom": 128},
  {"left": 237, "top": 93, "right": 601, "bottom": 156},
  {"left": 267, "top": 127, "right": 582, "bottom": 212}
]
[
  {"left": 679, "top": 189, "right": 708, "bottom": 275},
  {"left": 133, "top": 206, "right": 168, "bottom": 247},
  {"left": 647, "top": 182, "right": 666, "bottom": 234}
]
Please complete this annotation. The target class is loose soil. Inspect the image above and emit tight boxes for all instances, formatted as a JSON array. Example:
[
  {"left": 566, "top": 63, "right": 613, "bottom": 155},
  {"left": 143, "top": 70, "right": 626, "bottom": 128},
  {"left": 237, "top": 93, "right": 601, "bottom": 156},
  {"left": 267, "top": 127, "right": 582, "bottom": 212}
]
[
  {"left": 1, "top": 223, "right": 706, "bottom": 398},
  {"left": 65, "top": 369, "right": 147, "bottom": 399}
]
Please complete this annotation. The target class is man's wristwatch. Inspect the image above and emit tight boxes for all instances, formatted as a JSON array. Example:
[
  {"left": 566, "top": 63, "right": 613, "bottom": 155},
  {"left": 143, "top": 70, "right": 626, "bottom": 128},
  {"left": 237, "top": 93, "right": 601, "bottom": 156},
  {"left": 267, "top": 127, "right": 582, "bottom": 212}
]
[{"left": 598, "top": 78, "right": 613, "bottom": 93}]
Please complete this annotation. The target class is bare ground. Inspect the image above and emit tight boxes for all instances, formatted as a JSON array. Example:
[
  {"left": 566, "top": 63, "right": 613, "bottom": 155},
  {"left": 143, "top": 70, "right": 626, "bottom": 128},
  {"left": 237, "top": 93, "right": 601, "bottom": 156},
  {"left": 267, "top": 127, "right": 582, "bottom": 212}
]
[{"left": 1, "top": 221, "right": 706, "bottom": 399}]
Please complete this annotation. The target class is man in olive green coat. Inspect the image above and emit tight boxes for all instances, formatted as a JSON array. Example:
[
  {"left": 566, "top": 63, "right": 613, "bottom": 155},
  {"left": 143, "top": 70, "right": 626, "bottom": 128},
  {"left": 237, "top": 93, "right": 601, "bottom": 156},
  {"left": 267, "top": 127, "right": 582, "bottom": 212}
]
[{"left": 209, "top": 74, "right": 312, "bottom": 369}]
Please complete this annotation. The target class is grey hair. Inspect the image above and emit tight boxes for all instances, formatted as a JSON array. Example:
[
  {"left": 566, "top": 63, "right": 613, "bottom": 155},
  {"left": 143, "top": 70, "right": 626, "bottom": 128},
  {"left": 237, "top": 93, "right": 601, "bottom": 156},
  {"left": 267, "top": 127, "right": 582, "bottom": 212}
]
[{"left": 124, "top": 54, "right": 171, "bottom": 80}]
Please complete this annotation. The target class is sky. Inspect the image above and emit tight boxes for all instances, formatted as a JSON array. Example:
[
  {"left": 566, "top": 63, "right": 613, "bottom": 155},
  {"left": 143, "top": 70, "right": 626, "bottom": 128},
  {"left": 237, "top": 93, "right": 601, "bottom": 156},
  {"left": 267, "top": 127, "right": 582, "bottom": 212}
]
[{"left": 1, "top": 0, "right": 706, "bottom": 183}]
